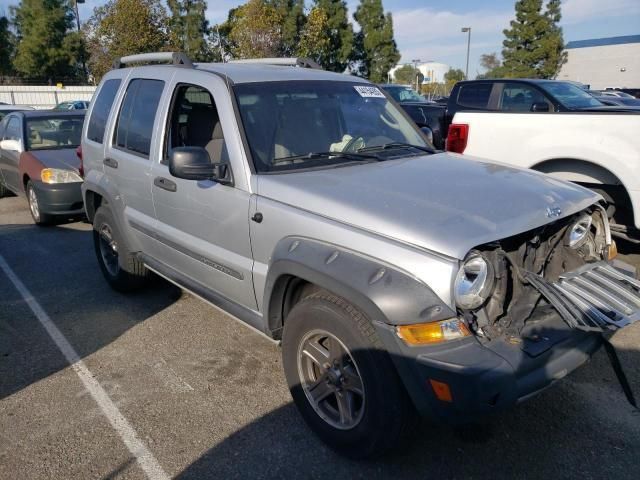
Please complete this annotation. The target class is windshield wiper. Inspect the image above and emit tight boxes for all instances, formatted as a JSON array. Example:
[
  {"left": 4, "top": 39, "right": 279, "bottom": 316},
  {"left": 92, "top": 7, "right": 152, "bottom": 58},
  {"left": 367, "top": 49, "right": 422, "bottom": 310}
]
[
  {"left": 357, "top": 142, "right": 435, "bottom": 154},
  {"left": 273, "top": 151, "right": 381, "bottom": 165}
]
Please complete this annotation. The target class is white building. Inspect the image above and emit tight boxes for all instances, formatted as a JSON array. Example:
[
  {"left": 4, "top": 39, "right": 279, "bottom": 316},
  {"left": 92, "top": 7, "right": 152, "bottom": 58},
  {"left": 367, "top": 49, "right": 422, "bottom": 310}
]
[
  {"left": 557, "top": 35, "right": 640, "bottom": 89},
  {"left": 388, "top": 61, "right": 451, "bottom": 84}
]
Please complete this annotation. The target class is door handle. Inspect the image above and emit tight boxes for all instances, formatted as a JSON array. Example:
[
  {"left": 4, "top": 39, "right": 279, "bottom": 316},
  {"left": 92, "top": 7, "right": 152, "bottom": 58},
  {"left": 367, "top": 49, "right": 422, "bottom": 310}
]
[
  {"left": 154, "top": 176, "right": 177, "bottom": 192},
  {"left": 103, "top": 157, "right": 118, "bottom": 169}
]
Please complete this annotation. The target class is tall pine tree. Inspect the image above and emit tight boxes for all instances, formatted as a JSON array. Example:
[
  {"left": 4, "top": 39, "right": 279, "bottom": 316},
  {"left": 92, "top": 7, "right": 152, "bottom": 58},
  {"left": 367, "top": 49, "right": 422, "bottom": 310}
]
[
  {"left": 166, "top": 0, "right": 209, "bottom": 61},
  {"left": 313, "top": 0, "right": 354, "bottom": 72},
  {"left": 11, "top": 0, "right": 85, "bottom": 81},
  {"left": 353, "top": 0, "right": 399, "bottom": 82},
  {"left": 501, "top": 0, "right": 566, "bottom": 79},
  {"left": 0, "top": 16, "right": 15, "bottom": 76},
  {"left": 272, "top": 0, "right": 306, "bottom": 57}
]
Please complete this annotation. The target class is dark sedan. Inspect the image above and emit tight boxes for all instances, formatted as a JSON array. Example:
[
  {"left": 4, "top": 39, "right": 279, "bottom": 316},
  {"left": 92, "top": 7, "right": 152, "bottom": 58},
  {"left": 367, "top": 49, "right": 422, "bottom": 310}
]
[{"left": 0, "top": 110, "right": 85, "bottom": 225}]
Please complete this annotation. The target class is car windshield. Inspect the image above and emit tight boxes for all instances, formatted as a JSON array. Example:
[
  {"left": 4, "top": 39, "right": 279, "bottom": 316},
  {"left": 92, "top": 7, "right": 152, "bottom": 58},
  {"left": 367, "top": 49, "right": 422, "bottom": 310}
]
[
  {"left": 234, "top": 81, "right": 428, "bottom": 172},
  {"left": 384, "top": 86, "right": 426, "bottom": 103},
  {"left": 540, "top": 82, "right": 605, "bottom": 109},
  {"left": 26, "top": 115, "right": 84, "bottom": 150}
]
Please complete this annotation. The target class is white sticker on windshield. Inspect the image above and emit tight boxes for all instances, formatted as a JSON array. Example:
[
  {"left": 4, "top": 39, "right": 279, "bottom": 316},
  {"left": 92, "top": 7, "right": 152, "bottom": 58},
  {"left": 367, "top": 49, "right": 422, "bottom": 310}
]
[{"left": 353, "top": 86, "right": 386, "bottom": 98}]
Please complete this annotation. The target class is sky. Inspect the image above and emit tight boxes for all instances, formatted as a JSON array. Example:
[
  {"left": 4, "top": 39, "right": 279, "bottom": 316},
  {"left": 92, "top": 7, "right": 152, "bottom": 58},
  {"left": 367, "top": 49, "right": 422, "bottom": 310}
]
[{"left": 1, "top": 0, "right": 639, "bottom": 75}]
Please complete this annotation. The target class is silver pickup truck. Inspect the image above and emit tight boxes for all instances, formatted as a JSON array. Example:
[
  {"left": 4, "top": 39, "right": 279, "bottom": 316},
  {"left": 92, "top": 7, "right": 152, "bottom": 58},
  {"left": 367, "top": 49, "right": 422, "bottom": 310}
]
[{"left": 81, "top": 53, "right": 640, "bottom": 458}]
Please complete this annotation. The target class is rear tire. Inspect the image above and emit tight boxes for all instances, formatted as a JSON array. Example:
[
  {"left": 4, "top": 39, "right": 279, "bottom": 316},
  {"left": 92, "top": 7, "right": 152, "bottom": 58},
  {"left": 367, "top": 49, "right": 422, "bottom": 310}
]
[
  {"left": 26, "top": 180, "right": 54, "bottom": 226},
  {"left": 0, "top": 180, "right": 12, "bottom": 198},
  {"left": 93, "top": 204, "right": 148, "bottom": 292},
  {"left": 282, "top": 290, "right": 417, "bottom": 459}
]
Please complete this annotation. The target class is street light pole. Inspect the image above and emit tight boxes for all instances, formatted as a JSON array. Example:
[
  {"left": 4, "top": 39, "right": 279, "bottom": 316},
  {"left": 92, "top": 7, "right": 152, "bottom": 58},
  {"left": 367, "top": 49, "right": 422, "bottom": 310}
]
[
  {"left": 461, "top": 27, "right": 471, "bottom": 80},
  {"left": 411, "top": 58, "right": 421, "bottom": 92}
]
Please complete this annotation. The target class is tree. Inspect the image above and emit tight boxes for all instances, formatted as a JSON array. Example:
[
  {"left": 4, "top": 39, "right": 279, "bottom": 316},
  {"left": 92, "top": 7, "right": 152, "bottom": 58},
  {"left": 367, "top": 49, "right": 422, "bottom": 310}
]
[
  {"left": 501, "top": 0, "right": 566, "bottom": 79},
  {"left": 85, "top": 0, "right": 170, "bottom": 82},
  {"left": 166, "top": 0, "right": 209, "bottom": 61},
  {"left": 444, "top": 68, "right": 465, "bottom": 83},
  {"left": 227, "top": 0, "right": 283, "bottom": 58},
  {"left": 10, "top": 0, "right": 85, "bottom": 81},
  {"left": 353, "top": 0, "right": 400, "bottom": 82},
  {"left": 273, "top": 0, "right": 306, "bottom": 56},
  {"left": 539, "top": 0, "right": 566, "bottom": 78},
  {"left": 297, "top": 7, "right": 330, "bottom": 63},
  {"left": 393, "top": 64, "right": 423, "bottom": 86},
  {"left": 0, "top": 16, "right": 15, "bottom": 76},
  {"left": 480, "top": 53, "right": 501, "bottom": 72},
  {"left": 312, "top": 0, "right": 354, "bottom": 72}
]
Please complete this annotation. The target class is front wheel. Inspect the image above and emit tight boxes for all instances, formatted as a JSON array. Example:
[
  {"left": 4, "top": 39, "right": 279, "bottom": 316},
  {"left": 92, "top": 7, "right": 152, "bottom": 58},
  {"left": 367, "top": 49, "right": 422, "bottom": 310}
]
[
  {"left": 282, "top": 291, "right": 416, "bottom": 459},
  {"left": 26, "top": 180, "right": 53, "bottom": 225}
]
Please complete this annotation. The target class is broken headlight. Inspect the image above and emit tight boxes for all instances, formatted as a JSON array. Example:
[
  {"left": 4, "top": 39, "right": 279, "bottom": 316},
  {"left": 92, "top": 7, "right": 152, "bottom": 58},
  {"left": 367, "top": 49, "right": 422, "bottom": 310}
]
[
  {"left": 454, "top": 252, "right": 495, "bottom": 310},
  {"left": 568, "top": 214, "right": 592, "bottom": 248}
]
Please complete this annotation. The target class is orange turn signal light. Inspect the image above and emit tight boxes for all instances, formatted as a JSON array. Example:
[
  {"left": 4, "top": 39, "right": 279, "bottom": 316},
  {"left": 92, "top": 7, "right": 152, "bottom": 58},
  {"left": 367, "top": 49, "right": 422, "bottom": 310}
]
[
  {"left": 397, "top": 318, "right": 470, "bottom": 346},
  {"left": 429, "top": 379, "right": 453, "bottom": 402},
  {"left": 608, "top": 240, "right": 618, "bottom": 260}
]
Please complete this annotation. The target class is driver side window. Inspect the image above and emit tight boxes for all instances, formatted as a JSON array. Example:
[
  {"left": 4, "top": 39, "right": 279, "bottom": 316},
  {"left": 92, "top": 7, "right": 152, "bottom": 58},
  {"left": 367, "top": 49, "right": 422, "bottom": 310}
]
[{"left": 164, "top": 84, "right": 227, "bottom": 165}]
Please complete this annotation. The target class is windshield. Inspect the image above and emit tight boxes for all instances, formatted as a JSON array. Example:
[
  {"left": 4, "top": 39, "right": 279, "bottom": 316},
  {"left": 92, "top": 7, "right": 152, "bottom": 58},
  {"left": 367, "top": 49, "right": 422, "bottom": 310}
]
[
  {"left": 384, "top": 86, "right": 427, "bottom": 103},
  {"left": 234, "top": 81, "right": 428, "bottom": 172},
  {"left": 540, "top": 82, "right": 605, "bottom": 109},
  {"left": 26, "top": 116, "right": 84, "bottom": 150}
]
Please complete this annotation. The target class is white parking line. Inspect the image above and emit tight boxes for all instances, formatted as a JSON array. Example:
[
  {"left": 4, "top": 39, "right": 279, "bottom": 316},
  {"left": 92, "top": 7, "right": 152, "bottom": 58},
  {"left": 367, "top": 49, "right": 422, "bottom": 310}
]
[{"left": 0, "top": 254, "right": 170, "bottom": 480}]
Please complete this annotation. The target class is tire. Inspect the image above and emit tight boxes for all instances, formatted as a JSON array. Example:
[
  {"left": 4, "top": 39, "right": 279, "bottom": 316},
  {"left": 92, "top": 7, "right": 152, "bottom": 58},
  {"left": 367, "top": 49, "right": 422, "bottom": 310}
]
[
  {"left": 0, "top": 180, "right": 12, "bottom": 198},
  {"left": 93, "top": 204, "right": 148, "bottom": 292},
  {"left": 282, "top": 291, "right": 416, "bottom": 459},
  {"left": 26, "top": 180, "right": 54, "bottom": 226}
]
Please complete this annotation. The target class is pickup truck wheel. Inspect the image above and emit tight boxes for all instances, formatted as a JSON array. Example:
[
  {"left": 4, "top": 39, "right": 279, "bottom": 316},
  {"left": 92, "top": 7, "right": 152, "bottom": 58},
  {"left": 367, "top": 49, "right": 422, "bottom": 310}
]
[
  {"left": 282, "top": 291, "right": 416, "bottom": 459},
  {"left": 26, "top": 181, "right": 54, "bottom": 226},
  {"left": 93, "top": 205, "right": 148, "bottom": 292}
]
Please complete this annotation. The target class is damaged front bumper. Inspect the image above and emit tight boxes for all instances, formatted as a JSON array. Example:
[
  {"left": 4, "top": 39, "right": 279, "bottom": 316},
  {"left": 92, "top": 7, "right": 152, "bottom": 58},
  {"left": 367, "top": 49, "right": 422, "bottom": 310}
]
[{"left": 374, "top": 259, "right": 640, "bottom": 422}]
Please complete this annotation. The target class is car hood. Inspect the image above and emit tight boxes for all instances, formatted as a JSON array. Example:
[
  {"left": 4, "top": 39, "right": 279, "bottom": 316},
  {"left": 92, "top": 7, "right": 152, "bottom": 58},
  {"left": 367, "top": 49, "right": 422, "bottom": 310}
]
[
  {"left": 26, "top": 148, "right": 81, "bottom": 172},
  {"left": 256, "top": 153, "right": 600, "bottom": 259}
]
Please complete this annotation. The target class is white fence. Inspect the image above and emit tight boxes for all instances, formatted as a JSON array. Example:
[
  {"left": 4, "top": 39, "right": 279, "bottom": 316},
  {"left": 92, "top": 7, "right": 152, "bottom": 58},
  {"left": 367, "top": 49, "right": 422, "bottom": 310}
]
[{"left": 0, "top": 86, "right": 97, "bottom": 109}]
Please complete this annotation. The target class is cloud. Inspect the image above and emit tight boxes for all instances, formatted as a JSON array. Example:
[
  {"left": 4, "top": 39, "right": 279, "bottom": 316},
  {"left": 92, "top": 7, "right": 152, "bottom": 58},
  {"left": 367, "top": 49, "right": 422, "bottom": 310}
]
[
  {"left": 391, "top": 7, "right": 511, "bottom": 64},
  {"left": 562, "top": 0, "right": 640, "bottom": 24}
]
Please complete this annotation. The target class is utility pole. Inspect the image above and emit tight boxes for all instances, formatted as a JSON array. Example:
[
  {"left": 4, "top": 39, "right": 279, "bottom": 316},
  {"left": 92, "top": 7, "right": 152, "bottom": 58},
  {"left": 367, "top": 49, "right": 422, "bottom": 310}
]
[
  {"left": 75, "top": 0, "right": 87, "bottom": 82},
  {"left": 461, "top": 27, "right": 471, "bottom": 80},
  {"left": 411, "top": 59, "right": 421, "bottom": 92}
]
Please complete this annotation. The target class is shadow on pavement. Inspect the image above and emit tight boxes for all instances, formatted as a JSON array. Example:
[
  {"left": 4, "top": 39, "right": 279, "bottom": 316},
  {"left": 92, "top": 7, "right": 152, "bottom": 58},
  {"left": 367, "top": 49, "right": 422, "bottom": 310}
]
[
  {"left": 176, "top": 337, "right": 640, "bottom": 480},
  {"left": 0, "top": 223, "right": 181, "bottom": 400}
]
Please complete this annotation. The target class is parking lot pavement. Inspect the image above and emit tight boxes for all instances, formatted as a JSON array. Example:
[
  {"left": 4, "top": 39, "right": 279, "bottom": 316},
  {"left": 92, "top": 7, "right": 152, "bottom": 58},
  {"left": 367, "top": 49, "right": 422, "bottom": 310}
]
[{"left": 1, "top": 195, "right": 639, "bottom": 480}]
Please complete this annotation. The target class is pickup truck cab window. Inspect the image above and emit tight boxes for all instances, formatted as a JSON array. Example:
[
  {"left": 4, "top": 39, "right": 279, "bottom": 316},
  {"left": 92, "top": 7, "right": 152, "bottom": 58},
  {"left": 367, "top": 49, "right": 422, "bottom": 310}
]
[
  {"left": 499, "top": 83, "right": 551, "bottom": 112},
  {"left": 233, "top": 81, "right": 427, "bottom": 173},
  {"left": 114, "top": 78, "right": 164, "bottom": 158},
  {"left": 456, "top": 82, "right": 494, "bottom": 109},
  {"left": 540, "top": 81, "right": 604, "bottom": 109}
]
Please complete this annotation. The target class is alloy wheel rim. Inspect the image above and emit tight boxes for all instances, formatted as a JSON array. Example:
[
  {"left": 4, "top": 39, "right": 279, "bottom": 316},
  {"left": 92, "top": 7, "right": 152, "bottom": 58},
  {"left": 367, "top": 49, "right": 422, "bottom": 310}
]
[
  {"left": 98, "top": 223, "right": 119, "bottom": 276},
  {"left": 297, "top": 329, "right": 365, "bottom": 430},
  {"left": 28, "top": 187, "right": 40, "bottom": 221}
]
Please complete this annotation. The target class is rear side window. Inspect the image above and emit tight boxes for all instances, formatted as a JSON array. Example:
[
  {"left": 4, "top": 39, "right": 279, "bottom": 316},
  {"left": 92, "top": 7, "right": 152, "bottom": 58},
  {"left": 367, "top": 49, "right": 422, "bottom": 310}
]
[
  {"left": 115, "top": 79, "right": 164, "bottom": 157},
  {"left": 457, "top": 83, "right": 493, "bottom": 109},
  {"left": 87, "top": 79, "right": 121, "bottom": 143}
]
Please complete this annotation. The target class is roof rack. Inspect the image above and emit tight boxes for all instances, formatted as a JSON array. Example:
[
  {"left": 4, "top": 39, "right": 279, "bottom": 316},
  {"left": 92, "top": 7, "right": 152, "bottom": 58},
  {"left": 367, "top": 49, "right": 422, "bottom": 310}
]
[
  {"left": 228, "top": 57, "right": 322, "bottom": 70},
  {"left": 113, "top": 52, "right": 193, "bottom": 69}
]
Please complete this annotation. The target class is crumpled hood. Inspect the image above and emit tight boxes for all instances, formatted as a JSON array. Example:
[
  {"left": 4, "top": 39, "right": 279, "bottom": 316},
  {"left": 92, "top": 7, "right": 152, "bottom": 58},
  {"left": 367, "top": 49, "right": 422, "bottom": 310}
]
[
  {"left": 256, "top": 153, "right": 601, "bottom": 259},
  {"left": 27, "top": 148, "right": 80, "bottom": 172}
]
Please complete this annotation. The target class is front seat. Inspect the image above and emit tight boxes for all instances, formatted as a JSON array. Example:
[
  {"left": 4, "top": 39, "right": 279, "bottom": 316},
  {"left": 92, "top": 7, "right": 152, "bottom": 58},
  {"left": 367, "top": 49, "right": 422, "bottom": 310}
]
[{"left": 187, "top": 106, "right": 227, "bottom": 163}]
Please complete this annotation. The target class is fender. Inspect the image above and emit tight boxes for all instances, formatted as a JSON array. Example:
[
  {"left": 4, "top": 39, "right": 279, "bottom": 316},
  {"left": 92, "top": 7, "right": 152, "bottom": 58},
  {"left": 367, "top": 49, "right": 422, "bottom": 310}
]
[{"left": 263, "top": 237, "right": 455, "bottom": 335}]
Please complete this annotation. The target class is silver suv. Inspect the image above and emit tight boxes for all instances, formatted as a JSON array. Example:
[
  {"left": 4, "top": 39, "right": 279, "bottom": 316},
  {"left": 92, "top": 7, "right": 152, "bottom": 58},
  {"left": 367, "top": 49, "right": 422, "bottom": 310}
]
[{"left": 82, "top": 53, "right": 640, "bottom": 458}]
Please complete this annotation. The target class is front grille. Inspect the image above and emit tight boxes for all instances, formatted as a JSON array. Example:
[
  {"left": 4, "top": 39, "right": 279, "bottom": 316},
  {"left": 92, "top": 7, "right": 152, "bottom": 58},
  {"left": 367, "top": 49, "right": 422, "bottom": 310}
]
[{"left": 526, "top": 262, "right": 640, "bottom": 332}]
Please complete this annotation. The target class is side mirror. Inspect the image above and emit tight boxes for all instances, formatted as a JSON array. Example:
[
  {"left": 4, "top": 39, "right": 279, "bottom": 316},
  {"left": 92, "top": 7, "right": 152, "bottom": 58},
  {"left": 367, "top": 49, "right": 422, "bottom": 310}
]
[
  {"left": 420, "top": 126, "right": 434, "bottom": 145},
  {"left": 168, "top": 146, "right": 231, "bottom": 184},
  {"left": 530, "top": 102, "right": 550, "bottom": 112},
  {"left": 0, "top": 139, "right": 21, "bottom": 152}
]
